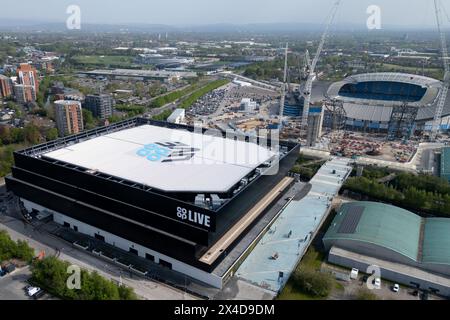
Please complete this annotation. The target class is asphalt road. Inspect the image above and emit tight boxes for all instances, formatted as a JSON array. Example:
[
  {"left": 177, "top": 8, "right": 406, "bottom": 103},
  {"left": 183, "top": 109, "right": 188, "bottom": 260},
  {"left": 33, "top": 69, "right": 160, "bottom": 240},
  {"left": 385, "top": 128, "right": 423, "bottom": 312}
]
[
  {"left": 0, "top": 215, "right": 196, "bottom": 300},
  {"left": 0, "top": 266, "right": 32, "bottom": 300}
]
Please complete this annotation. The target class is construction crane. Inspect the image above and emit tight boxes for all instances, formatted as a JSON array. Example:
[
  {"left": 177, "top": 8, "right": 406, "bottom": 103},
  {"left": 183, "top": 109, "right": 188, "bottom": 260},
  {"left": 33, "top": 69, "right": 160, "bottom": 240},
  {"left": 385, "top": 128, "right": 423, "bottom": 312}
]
[
  {"left": 301, "top": 50, "right": 311, "bottom": 80},
  {"left": 301, "top": 0, "right": 341, "bottom": 135},
  {"left": 279, "top": 42, "right": 289, "bottom": 127},
  {"left": 431, "top": 0, "right": 450, "bottom": 140}
]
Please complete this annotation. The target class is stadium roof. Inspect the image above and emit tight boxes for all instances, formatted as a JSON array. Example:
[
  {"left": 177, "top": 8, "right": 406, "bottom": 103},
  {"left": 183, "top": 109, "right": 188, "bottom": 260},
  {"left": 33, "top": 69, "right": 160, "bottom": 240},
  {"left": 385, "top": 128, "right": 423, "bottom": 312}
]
[
  {"left": 324, "top": 201, "right": 421, "bottom": 261},
  {"left": 42, "top": 124, "right": 276, "bottom": 193},
  {"left": 326, "top": 72, "right": 450, "bottom": 122},
  {"left": 328, "top": 73, "right": 441, "bottom": 106}
]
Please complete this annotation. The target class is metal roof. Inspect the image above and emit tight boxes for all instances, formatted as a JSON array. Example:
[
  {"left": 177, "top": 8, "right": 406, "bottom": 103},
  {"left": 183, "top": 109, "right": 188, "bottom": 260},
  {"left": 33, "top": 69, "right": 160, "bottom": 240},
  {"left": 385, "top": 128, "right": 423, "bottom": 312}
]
[
  {"left": 324, "top": 201, "right": 422, "bottom": 261},
  {"left": 43, "top": 124, "right": 276, "bottom": 193},
  {"left": 422, "top": 218, "right": 450, "bottom": 266}
]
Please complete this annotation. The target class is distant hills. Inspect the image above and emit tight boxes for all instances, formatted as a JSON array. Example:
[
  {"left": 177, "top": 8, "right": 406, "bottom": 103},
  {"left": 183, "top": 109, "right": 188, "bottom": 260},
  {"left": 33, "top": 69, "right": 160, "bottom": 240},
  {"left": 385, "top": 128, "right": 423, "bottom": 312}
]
[{"left": 0, "top": 19, "right": 444, "bottom": 33}]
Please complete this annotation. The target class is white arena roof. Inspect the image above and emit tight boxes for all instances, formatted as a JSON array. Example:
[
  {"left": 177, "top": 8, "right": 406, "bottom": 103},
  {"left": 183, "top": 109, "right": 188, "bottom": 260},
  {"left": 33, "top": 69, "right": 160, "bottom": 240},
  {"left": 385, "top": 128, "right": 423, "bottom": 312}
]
[{"left": 43, "top": 124, "right": 277, "bottom": 193}]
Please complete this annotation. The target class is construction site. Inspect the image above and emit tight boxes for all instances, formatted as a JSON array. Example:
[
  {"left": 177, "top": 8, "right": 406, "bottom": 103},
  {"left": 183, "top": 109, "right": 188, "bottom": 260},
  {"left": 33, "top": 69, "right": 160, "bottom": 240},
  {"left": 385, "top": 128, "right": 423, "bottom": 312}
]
[{"left": 273, "top": 0, "right": 449, "bottom": 165}]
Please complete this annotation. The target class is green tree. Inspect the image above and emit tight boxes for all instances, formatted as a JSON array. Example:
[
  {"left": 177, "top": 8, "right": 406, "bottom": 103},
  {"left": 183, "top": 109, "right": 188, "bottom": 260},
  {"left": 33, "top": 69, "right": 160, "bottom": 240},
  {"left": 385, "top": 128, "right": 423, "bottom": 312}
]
[
  {"left": 0, "top": 230, "right": 35, "bottom": 262},
  {"left": 82, "top": 109, "right": 96, "bottom": 130},
  {"left": 23, "top": 124, "right": 41, "bottom": 144},
  {"left": 31, "top": 256, "right": 138, "bottom": 300},
  {"left": 45, "top": 128, "right": 59, "bottom": 141},
  {"left": 292, "top": 268, "right": 334, "bottom": 298}
]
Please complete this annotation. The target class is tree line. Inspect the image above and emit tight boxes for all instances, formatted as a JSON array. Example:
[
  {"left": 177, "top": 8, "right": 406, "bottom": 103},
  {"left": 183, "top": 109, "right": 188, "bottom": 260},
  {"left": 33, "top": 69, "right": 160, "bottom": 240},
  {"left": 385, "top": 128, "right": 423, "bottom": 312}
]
[
  {"left": 31, "top": 256, "right": 138, "bottom": 300},
  {"left": 0, "top": 230, "right": 35, "bottom": 263},
  {"left": 343, "top": 169, "right": 450, "bottom": 217}
]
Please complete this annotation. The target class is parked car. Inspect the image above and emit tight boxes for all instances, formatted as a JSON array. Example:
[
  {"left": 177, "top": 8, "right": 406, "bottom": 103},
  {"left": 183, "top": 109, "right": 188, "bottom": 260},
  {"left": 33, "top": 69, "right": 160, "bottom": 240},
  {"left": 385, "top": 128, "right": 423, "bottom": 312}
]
[
  {"left": 373, "top": 277, "right": 381, "bottom": 289},
  {"left": 421, "top": 291, "right": 429, "bottom": 300},
  {"left": 362, "top": 275, "right": 368, "bottom": 283},
  {"left": 33, "top": 289, "right": 45, "bottom": 300},
  {"left": 411, "top": 290, "right": 419, "bottom": 297},
  {"left": 392, "top": 284, "right": 400, "bottom": 293},
  {"left": 27, "top": 286, "right": 41, "bottom": 297},
  {"left": 3, "top": 263, "right": 15, "bottom": 274},
  {"left": 350, "top": 268, "right": 359, "bottom": 280}
]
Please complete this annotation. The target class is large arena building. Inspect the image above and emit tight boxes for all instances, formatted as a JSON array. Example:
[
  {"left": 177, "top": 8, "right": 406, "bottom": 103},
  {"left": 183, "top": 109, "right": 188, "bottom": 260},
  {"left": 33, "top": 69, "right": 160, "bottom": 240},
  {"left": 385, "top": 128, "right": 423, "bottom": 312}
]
[
  {"left": 326, "top": 72, "right": 450, "bottom": 133},
  {"left": 5, "top": 118, "right": 299, "bottom": 288}
]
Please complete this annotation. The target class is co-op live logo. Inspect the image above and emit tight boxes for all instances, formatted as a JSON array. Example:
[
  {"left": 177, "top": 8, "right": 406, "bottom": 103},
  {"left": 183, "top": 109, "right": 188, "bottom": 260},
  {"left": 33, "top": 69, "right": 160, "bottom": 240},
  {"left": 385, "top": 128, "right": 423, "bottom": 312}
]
[{"left": 136, "top": 141, "right": 200, "bottom": 163}]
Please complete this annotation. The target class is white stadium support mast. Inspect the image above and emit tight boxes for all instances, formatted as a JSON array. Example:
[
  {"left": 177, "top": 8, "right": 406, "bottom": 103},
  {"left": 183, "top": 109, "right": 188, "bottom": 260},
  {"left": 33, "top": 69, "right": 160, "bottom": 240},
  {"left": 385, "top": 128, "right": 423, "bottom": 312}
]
[
  {"left": 431, "top": 0, "right": 450, "bottom": 141},
  {"left": 279, "top": 42, "right": 289, "bottom": 127},
  {"left": 301, "top": 0, "right": 341, "bottom": 135}
]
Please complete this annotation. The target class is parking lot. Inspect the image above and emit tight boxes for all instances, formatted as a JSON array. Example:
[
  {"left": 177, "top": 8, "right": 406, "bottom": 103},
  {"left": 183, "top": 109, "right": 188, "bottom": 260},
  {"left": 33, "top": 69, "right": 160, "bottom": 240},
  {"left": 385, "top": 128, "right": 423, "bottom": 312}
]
[
  {"left": 324, "top": 264, "right": 444, "bottom": 300},
  {"left": 0, "top": 266, "right": 50, "bottom": 300}
]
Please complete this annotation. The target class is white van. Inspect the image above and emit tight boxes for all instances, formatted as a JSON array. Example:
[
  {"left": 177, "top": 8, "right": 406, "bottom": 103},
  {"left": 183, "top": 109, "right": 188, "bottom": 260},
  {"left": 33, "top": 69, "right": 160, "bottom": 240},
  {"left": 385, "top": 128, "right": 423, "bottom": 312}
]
[{"left": 350, "top": 268, "right": 359, "bottom": 280}]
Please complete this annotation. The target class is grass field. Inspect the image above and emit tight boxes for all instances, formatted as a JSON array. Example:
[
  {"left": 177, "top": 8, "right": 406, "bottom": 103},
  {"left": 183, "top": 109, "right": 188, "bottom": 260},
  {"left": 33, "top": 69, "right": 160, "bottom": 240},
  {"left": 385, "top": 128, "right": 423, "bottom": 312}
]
[
  {"left": 278, "top": 246, "right": 344, "bottom": 300},
  {"left": 376, "top": 63, "right": 442, "bottom": 78},
  {"left": 72, "top": 55, "right": 135, "bottom": 67}
]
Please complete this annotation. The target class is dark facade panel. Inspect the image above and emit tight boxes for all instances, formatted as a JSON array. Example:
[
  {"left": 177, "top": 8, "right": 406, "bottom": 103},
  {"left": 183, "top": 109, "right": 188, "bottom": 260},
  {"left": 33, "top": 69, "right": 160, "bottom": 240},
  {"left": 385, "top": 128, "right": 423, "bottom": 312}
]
[
  {"left": 213, "top": 144, "right": 299, "bottom": 241},
  {"left": 6, "top": 176, "right": 216, "bottom": 271},
  {"left": 13, "top": 153, "right": 216, "bottom": 232},
  {"left": 8, "top": 118, "right": 301, "bottom": 274},
  {"left": 11, "top": 167, "right": 210, "bottom": 245}
]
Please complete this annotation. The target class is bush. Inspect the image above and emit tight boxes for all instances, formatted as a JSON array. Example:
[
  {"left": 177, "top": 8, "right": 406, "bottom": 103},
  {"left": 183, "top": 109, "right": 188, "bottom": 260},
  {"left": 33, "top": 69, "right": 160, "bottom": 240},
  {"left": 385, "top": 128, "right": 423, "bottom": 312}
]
[
  {"left": 355, "top": 288, "right": 378, "bottom": 300},
  {"left": 343, "top": 170, "right": 450, "bottom": 217},
  {"left": 0, "top": 230, "right": 35, "bottom": 262},
  {"left": 31, "top": 256, "right": 138, "bottom": 300},
  {"left": 152, "top": 109, "right": 172, "bottom": 121},
  {"left": 292, "top": 268, "right": 334, "bottom": 298},
  {"left": 150, "top": 83, "right": 200, "bottom": 108}
]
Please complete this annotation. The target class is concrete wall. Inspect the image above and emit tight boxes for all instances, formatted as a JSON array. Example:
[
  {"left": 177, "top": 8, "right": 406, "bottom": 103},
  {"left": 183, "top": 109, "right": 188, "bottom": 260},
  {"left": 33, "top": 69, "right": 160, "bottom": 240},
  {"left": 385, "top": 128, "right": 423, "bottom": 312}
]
[
  {"left": 328, "top": 247, "right": 450, "bottom": 297},
  {"left": 324, "top": 239, "right": 450, "bottom": 278},
  {"left": 22, "top": 199, "right": 224, "bottom": 289},
  {"left": 323, "top": 239, "right": 419, "bottom": 267}
]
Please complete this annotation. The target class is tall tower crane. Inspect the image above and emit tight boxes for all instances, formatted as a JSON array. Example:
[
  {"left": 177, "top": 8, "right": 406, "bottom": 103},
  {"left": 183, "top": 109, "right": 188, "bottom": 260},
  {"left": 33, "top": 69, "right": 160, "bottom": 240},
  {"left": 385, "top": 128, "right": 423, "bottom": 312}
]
[
  {"left": 301, "top": 0, "right": 341, "bottom": 134},
  {"left": 431, "top": 0, "right": 450, "bottom": 140},
  {"left": 279, "top": 42, "right": 289, "bottom": 127}
]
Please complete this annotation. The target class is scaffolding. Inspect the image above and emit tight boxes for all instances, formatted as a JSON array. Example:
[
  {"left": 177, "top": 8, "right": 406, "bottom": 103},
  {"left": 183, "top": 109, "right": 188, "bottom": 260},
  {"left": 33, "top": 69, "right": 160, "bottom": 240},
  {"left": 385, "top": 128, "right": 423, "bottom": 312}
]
[
  {"left": 387, "top": 102, "right": 418, "bottom": 141},
  {"left": 323, "top": 99, "right": 347, "bottom": 132}
]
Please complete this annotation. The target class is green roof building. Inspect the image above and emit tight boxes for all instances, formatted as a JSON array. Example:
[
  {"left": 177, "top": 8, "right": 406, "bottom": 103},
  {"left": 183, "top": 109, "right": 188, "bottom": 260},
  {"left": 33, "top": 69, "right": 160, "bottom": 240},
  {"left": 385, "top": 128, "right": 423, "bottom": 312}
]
[{"left": 323, "top": 201, "right": 450, "bottom": 277}]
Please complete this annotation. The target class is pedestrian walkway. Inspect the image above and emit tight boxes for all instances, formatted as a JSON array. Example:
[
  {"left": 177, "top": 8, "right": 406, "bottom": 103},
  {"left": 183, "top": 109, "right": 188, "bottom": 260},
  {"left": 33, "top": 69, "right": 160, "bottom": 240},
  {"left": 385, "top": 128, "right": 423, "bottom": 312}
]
[{"left": 236, "top": 157, "right": 353, "bottom": 292}]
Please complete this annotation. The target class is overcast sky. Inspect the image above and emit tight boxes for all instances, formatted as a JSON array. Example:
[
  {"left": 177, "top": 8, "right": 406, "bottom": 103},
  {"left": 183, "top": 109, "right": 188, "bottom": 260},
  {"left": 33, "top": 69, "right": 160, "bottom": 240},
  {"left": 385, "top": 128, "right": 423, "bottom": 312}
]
[{"left": 1, "top": 0, "right": 449, "bottom": 28}]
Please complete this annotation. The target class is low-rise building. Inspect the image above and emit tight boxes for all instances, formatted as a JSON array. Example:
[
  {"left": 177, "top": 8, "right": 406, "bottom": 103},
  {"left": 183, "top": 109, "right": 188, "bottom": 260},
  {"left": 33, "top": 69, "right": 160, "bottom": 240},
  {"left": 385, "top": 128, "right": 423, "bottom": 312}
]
[
  {"left": 167, "top": 108, "right": 186, "bottom": 124},
  {"left": 324, "top": 201, "right": 450, "bottom": 296}
]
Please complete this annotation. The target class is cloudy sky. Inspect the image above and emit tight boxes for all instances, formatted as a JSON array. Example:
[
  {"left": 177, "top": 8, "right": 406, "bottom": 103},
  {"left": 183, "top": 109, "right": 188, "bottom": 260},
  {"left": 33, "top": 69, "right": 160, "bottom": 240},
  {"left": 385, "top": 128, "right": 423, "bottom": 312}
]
[{"left": 1, "top": 0, "right": 449, "bottom": 28}]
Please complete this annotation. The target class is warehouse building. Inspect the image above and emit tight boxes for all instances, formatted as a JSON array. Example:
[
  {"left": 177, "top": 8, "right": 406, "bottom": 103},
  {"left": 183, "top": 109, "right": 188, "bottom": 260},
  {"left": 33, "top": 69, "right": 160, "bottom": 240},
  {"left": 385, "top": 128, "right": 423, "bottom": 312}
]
[
  {"left": 6, "top": 117, "right": 299, "bottom": 288},
  {"left": 323, "top": 201, "right": 450, "bottom": 296}
]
